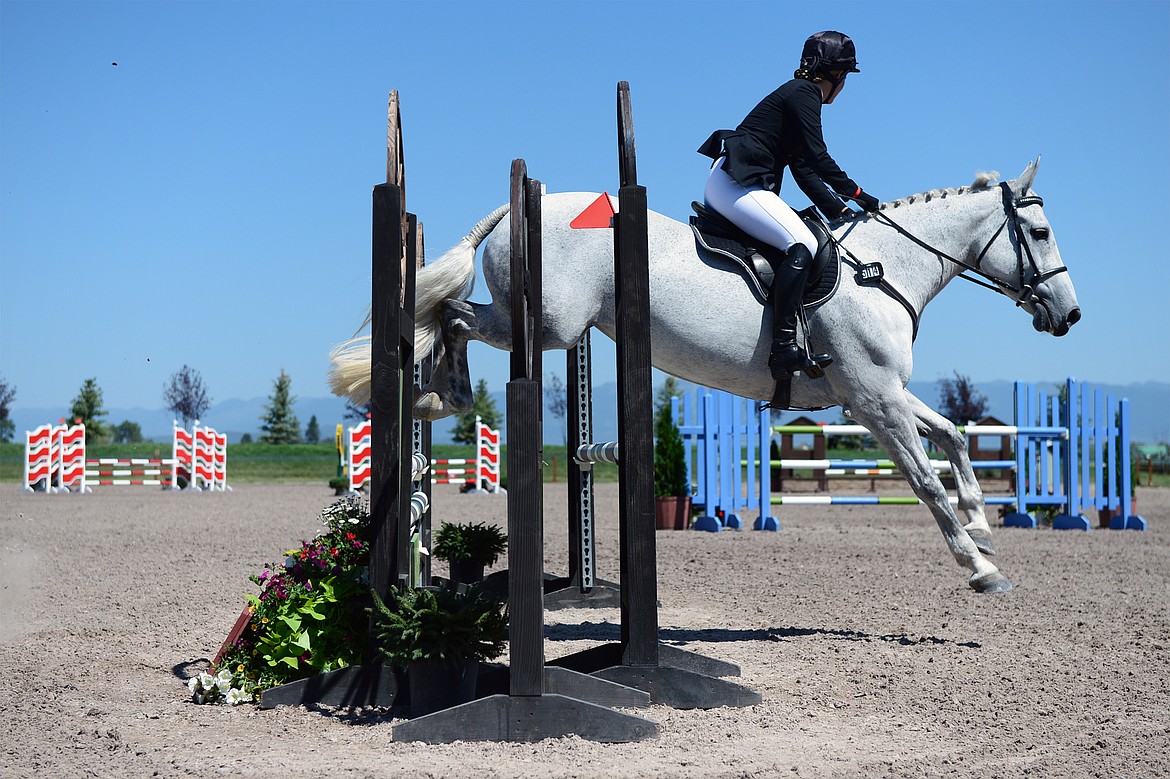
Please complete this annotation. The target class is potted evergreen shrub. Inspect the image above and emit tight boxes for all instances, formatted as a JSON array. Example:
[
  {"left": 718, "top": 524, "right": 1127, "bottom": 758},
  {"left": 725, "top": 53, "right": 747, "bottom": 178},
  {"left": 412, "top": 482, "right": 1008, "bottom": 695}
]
[
  {"left": 653, "top": 402, "right": 691, "bottom": 529},
  {"left": 328, "top": 476, "right": 349, "bottom": 496},
  {"left": 431, "top": 521, "right": 507, "bottom": 584},
  {"left": 369, "top": 582, "right": 508, "bottom": 717}
]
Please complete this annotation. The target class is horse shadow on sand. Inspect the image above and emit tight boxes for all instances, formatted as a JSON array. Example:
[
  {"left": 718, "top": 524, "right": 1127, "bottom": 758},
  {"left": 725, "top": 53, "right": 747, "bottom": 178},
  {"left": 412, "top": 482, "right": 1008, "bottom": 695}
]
[{"left": 544, "top": 621, "right": 982, "bottom": 649}]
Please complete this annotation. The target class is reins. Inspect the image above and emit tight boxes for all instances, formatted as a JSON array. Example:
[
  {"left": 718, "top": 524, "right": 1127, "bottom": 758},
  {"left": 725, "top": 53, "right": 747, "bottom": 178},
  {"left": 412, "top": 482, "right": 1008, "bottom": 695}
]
[{"left": 864, "top": 181, "right": 1066, "bottom": 308}]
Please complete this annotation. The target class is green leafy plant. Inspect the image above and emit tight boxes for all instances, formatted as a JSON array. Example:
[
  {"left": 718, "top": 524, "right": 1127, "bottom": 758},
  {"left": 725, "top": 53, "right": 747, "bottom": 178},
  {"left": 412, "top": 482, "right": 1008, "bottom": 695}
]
[
  {"left": 1034, "top": 505, "right": 1059, "bottom": 527},
  {"left": 368, "top": 583, "right": 508, "bottom": 666},
  {"left": 653, "top": 402, "right": 689, "bottom": 498},
  {"left": 207, "top": 495, "right": 371, "bottom": 702},
  {"left": 431, "top": 521, "right": 507, "bottom": 566}
]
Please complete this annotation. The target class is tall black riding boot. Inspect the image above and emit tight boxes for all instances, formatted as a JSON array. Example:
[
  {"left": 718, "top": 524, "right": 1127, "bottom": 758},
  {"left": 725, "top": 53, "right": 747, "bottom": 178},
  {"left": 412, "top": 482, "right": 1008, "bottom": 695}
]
[{"left": 767, "top": 244, "right": 833, "bottom": 379}]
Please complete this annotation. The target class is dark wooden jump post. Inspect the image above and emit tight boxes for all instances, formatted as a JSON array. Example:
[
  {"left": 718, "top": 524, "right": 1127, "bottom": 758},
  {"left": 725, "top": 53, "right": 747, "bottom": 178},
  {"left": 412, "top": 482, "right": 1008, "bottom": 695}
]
[
  {"left": 259, "top": 91, "right": 419, "bottom": 710},
  {"left": 545, "top": 83, "right": 759, "bottom": 710},
  {"left": 393, "top": 156, "right": 658, "bottom": 744}
]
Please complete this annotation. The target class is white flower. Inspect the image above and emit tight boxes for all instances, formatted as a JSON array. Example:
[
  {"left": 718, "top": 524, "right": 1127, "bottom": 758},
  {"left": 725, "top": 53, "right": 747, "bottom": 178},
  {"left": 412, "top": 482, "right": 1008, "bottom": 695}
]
[
  {"left": 225, "top": 688, "right": 247, "bottom": 705},
  {"left": 198, "top": 672, "right": 215, "bottom": 690},
  {"left": 215, "top": 668, "right": 234, "bottom": 693},
  {"left": 187, "top": 677, "right": 199, "bottom": 693}
]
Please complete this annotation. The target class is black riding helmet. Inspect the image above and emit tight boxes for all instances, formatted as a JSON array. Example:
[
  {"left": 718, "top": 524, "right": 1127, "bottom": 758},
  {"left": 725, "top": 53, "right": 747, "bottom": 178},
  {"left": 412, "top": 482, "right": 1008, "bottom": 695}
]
[{"left": 797, "top": 30, "right": 861, "bottom": 79}]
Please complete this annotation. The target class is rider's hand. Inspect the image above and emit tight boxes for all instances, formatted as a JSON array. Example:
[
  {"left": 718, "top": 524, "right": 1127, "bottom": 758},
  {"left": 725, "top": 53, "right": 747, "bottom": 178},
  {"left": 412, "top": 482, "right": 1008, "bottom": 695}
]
[{"left": 853, "top": 190, "right": 880, "bottom": 212}]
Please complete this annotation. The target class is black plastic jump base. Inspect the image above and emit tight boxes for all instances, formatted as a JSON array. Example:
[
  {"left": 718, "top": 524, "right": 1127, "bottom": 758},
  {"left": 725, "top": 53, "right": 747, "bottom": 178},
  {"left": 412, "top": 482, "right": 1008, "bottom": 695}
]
[{"left": 392, "top": 693, "right": 658, "bottom": 744}]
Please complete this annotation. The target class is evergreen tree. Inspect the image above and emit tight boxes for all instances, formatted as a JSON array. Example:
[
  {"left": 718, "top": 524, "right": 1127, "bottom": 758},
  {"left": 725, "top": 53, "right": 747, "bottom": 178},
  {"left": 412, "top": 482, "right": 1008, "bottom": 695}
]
[
  {"left": 653, "top": 400, "right": 688, "bottom": 497},
  {"left": 938, "top": 372, "right": 989, "bottom": 425},
  {"left": 451, "top": 379, "right": 502, "bottom": 445},
  {"left": 0, "top": 377, "right": 15, "bottom": 443},
  {"left": 163, "top": 365, "right": 212, "bottom": 428},
  {"left": 69, "top": 378, "right": 109, "bottom": 444},
  {"left": 655, "top": 375, "right": 684, "bottom": 413},
  {"left": 305, "top": 415, "right": 321, "bottom": 444},
  {"left": 259, "top": 370, "right": 301, "bottom": 444}
]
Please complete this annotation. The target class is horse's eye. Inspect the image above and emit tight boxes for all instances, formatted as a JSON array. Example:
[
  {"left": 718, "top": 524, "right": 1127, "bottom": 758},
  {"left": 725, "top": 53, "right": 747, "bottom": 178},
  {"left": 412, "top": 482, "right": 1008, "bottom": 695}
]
[{"left": 1031, "top": 227, "right": 1050, "bottom": 240}]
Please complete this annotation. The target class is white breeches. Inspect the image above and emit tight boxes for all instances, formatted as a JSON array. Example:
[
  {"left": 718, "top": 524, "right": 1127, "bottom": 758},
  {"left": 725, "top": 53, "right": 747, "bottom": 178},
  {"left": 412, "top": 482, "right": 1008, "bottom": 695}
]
[{"left": 704, "top": 156, "right": 817, "bottom": 256}]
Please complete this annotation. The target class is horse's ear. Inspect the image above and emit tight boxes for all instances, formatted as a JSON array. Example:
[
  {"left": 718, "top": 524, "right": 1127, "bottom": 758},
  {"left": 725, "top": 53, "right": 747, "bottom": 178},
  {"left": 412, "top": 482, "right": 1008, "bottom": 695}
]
[{"left": 1016, "top": 156, "right": 1041, "bottom": 194}]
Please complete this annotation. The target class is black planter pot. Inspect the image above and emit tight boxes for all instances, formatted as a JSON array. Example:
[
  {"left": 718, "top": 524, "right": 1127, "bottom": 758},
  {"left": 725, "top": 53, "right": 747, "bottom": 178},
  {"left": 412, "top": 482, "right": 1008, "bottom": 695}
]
[
  {"left": 448, "top": 559, "right": 485, "bottom": 584},
  {"left": 407, "top": 657, "right": 479, "bottom": 717}
]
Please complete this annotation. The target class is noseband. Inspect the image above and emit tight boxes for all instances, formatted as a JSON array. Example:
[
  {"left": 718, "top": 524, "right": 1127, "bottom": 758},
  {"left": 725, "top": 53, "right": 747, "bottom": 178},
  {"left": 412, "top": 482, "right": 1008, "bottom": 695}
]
[{"left": 873, "top": 182, "right": 1067, "bottom": 306}]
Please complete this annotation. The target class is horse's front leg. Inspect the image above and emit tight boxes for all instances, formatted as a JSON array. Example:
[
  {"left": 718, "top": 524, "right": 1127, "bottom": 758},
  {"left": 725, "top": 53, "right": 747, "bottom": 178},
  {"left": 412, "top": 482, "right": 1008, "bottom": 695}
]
[
  {"left": 847, "top": 397, "right": 1012, "bottom": 593},
  {"left": 903, "top": 390, "right": 996, "bottom": 557}
]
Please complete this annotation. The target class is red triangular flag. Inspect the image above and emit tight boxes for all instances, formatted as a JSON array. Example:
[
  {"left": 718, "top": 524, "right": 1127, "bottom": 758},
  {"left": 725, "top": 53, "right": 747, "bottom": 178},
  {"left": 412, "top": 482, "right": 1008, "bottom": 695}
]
[{"left": 570, "top": 192, "right": 617, "bottom": 229}]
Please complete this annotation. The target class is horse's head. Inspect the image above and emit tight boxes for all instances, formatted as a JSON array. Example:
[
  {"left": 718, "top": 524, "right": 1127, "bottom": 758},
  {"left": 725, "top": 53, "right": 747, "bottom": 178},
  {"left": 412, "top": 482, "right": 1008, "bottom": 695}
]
[{"left": 975, "top": 159, "right": 1081, "bottom": 336}]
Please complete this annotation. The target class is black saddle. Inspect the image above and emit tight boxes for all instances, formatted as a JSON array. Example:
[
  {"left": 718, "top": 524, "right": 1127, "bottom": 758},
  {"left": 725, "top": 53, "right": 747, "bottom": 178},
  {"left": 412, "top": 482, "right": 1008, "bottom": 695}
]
[{"left": 689, "top": 201, "right": 840, "bottom": 307}]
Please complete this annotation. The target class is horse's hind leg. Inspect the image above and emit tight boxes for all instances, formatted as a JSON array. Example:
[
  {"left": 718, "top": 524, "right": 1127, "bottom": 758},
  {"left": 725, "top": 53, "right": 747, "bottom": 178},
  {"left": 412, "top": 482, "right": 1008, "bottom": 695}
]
[
  {"left": 414, "top": 298, "right": 513, "bottom": 421},
  {"left": 904, "top": 391, "right": 996, "bottom": 557},
  {"left": 413, "top": 338, "right": 450, "bottom": 419},
  {"left": 846, "top": 392, "right": 1011, "bottom": 593}
]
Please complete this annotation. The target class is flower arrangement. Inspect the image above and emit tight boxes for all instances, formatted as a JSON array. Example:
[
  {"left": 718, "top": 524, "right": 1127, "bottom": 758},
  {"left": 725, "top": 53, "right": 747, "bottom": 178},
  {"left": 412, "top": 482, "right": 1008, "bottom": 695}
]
[{"left": 193, "top": 495, "right": 373, "bottom": 703}]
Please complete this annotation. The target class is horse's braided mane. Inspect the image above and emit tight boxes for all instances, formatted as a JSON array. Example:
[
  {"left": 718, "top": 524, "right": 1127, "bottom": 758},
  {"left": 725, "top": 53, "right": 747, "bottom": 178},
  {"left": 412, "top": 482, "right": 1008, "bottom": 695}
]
[{"left": 840, "top": 170, "right": 1001, "bottom": 222}]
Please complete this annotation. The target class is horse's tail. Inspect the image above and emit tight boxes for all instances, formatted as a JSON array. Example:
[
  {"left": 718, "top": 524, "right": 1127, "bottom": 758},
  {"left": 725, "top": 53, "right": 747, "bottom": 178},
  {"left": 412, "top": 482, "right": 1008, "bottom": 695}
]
[{"left": 328, "top": 204, "right": 510, "bottom": 404}]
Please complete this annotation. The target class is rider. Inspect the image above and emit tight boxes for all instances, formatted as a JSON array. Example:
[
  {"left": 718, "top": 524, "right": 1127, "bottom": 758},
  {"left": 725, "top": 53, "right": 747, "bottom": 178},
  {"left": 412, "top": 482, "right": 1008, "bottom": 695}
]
[{"left": 699, "top": 30, "right": 880, "bottom": 379}]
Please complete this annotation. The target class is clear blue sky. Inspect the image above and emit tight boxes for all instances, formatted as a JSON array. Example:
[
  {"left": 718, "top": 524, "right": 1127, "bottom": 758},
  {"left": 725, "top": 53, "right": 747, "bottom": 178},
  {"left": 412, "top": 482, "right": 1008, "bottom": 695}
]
[{"left": 2, "top": 1, "right": 1168, "bottom": 420}]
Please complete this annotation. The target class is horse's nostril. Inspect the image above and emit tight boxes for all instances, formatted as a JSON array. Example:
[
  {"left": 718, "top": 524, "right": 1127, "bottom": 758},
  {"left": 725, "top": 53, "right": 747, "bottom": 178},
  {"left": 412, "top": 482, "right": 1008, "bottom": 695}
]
[{"left": 1067, "top": 307, "right": 1082, "bottom": 326}]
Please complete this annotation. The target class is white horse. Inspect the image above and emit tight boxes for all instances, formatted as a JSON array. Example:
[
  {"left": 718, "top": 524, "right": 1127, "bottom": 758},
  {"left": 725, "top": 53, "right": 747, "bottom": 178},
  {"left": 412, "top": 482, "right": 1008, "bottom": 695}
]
[{"left": 330, "top": 160, "right": 1080, "bottom": 593}]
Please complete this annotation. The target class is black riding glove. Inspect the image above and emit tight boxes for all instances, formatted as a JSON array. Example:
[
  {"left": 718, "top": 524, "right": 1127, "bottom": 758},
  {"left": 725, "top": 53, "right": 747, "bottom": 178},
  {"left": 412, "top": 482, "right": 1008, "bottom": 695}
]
[{"left": 853, "top": 190, "right": 880, "bottom": 212}]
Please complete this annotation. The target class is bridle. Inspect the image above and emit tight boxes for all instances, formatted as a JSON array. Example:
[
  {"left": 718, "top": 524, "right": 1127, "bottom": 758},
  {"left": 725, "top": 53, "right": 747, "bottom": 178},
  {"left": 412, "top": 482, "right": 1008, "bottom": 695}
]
[{"left": 870, "top": 182, "right": 1067, "bottom": 308}]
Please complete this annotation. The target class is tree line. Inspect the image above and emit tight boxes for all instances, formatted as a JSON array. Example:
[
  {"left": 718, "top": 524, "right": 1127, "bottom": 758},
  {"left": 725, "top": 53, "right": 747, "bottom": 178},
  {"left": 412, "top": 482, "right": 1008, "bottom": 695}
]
[
  {"left": 0, "top": 367, "right": 319, "bottom": 445},
  {"left": 0, "top": 369, "right": 988, "bottom": 446}
]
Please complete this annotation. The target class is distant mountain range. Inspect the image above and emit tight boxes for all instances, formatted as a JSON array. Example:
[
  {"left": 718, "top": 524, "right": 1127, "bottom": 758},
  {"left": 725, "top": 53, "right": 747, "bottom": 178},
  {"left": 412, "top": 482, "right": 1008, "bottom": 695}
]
[{"left": 10, "top": 379, "right": 1168, "bottom": 445}]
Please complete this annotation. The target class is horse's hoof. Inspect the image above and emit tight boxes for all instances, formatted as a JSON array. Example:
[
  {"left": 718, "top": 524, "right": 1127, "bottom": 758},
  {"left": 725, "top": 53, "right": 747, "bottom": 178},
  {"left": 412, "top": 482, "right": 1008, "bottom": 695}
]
[
  {"left": 966, "top": 527, "right": 997, "bottom": 557},
  {"left": 413, "top": 392, "right": 445, "bottom": 421},
  {"left": 969, "top": 571, "right": 1013, "bottom": 593}
]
